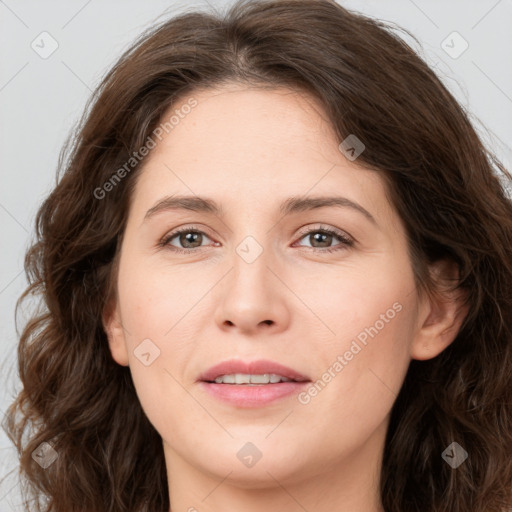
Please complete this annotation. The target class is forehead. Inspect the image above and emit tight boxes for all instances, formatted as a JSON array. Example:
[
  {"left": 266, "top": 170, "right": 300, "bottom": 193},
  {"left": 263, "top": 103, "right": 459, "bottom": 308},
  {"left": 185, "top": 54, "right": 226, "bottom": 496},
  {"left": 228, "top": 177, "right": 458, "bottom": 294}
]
[
  {"left": 167, "top": 84, "right": 338, "bottom": 157},
  {"left": 129, "top": 84, "right": 391, "bottom": 225}
]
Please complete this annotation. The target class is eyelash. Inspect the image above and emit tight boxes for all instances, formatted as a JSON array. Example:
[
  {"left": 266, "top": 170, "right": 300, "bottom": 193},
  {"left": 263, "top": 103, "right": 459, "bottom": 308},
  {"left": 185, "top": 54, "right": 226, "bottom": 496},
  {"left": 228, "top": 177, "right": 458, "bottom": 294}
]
[{"left": 158, "top": 224, "right": 354, "bottom": 254}]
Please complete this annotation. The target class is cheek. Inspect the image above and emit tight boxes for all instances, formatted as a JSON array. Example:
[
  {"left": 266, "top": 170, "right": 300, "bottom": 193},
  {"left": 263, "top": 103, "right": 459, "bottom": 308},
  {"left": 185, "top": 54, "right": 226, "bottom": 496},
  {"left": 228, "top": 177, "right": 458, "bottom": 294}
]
[
  {"left": 116, "top": 255, "right": 216, "bottom": 392},
  {"left": 292, "top": 299, "right": 415, "bottom": 465},
  {"left": 303, "top": 258, "right": 414, "bottom": 351},
  {"left": 118, "top": 260, "right": 203, "bottom": 340},
  {"left": 298, "top": 260, "right": 417, "bottom": 415}
]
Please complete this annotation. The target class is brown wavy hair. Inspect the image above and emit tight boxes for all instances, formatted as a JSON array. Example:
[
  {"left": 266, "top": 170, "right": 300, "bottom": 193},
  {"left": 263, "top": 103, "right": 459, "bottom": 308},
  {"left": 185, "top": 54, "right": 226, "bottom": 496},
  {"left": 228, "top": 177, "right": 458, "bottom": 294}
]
[{"left": 2, "top": 0, "right": 512, "bottom": 511}]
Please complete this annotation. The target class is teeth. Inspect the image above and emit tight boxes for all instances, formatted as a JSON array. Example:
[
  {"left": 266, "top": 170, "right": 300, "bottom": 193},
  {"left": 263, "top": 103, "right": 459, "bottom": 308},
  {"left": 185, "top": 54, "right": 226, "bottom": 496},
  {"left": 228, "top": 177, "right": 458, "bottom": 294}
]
[{"left": 213, "top": 373, "right": 292, "bottom": 384}]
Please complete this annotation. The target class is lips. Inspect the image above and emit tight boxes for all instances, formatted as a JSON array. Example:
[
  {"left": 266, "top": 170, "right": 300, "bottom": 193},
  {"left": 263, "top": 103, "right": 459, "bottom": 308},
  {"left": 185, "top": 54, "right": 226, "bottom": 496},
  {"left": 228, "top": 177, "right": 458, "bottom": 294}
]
[{"left": 197, "top": 359, "right": 310, "bottom": 383}]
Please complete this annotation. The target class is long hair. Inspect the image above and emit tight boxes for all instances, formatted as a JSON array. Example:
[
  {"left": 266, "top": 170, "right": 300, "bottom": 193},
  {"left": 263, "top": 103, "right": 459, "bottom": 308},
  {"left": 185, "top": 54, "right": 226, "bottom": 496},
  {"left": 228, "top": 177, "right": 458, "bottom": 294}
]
[{"left": 3, "top": 1, "right": 512, "bottom": 511}]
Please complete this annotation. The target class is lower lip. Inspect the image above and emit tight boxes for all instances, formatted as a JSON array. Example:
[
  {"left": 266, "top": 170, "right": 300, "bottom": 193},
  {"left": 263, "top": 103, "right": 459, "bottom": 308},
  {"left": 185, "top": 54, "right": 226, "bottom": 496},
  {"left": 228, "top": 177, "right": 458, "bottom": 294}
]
[{"left": 199, "top": 381, "right": 310, "bottom": 408}]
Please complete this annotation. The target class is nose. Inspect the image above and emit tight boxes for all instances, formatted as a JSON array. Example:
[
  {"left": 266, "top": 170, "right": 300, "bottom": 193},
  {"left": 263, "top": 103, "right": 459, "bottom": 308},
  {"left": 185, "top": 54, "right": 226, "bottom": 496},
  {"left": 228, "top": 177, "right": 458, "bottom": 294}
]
[{"left": 213, "top": 245, "right": 291, "bottom": 336}]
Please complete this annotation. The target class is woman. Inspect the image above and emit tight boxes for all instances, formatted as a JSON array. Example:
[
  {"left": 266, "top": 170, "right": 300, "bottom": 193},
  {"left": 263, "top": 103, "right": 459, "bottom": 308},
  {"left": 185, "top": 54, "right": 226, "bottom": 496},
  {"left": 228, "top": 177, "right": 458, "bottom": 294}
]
[{"left": 3, "top": 0, "right": 512, "bottom": 511}]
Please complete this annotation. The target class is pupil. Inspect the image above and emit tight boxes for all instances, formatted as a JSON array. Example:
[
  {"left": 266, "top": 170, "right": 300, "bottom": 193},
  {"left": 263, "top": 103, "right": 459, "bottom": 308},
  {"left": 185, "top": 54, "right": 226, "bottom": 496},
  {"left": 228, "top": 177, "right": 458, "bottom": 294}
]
[
  {"left": 181, "top": 232, "right": 201, "bottom": 248},
  {"left": 313, "top": 232, "right": 331, "bottom": 247}
]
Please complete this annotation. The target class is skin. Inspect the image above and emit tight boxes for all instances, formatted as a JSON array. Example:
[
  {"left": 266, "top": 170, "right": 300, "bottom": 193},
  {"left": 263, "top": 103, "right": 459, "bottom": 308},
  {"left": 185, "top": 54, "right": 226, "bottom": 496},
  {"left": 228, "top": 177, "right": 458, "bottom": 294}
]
[{"left": 104, "top": 83, "right": 467, "bottom": 512}]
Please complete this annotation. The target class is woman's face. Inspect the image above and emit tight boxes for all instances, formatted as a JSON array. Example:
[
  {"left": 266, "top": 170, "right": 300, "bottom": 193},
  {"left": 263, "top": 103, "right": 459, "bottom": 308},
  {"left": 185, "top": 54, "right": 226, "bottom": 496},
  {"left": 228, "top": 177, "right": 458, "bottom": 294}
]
[{"left": 105, "top": 84, "right": 438, "bottom": 506}]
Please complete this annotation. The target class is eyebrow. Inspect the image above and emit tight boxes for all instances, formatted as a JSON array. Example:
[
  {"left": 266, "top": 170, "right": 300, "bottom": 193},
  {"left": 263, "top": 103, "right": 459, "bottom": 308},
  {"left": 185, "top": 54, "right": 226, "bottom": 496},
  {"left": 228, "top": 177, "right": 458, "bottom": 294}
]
[{"left": 143, "top": 194, "right": 377, "bottom": 225}]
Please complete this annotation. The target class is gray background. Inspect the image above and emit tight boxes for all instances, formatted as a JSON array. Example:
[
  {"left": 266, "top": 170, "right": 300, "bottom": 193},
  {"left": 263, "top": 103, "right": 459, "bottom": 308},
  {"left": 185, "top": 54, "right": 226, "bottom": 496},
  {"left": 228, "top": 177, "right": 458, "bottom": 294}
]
[{"left": 1, "top": 0, "right": 511, "bottom": 510}]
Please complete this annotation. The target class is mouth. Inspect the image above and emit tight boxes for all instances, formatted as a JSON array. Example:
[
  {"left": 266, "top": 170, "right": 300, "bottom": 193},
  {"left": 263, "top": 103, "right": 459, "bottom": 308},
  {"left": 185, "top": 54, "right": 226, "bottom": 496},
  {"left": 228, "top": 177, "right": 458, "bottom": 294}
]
[
  {"left": 204, "top": 373, "right": 303, "bottom": 385},
  {"left": 198, "top": 358, "right": 310, "bottom": 384},
  {"left": 197, "top": 359, "right": 311, "bottom": 408}
]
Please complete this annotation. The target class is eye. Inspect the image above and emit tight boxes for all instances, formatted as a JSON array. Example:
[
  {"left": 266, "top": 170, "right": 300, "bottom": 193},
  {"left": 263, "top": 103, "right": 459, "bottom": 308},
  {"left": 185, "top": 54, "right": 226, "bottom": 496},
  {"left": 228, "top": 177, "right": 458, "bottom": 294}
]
[
  {"left": 158, "top": 224, "right": 354, "bottom": 254},
  {"left": 294, "top": 226, "right": 354, "bottom": 253},
  {"left": 159, "top": 226, "right": 217, "bottom": 254}
]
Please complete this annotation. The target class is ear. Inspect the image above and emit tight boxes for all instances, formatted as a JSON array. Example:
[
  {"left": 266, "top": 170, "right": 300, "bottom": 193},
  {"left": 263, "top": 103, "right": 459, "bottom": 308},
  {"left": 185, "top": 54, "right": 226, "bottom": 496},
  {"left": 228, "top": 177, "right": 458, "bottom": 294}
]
[
  {"left": 102, "top": 297, "right": 130, "bottom": 367},
  {"left": 411, "top": 259, "right": 469, "bottom": 361}
]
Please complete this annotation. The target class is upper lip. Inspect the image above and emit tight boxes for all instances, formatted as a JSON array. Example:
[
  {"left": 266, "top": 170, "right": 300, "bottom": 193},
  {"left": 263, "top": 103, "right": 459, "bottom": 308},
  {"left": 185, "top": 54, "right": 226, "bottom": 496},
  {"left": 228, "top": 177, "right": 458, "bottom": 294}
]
[{"left": 198, "top": 359, "right": 310, "bottom": 383}]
